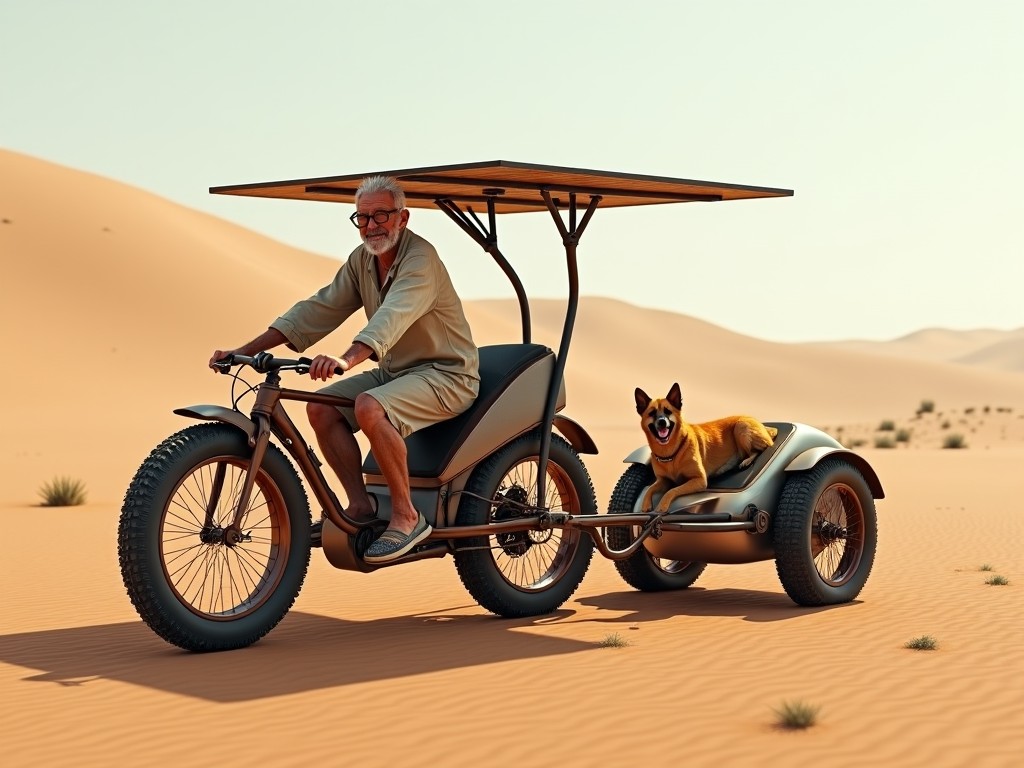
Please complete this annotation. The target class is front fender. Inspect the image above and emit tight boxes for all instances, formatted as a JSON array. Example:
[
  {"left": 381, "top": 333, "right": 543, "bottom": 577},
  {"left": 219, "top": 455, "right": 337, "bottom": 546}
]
[
  {"left": 785, "top": 447, "right": 885, "bottom": 499},
  {"left": 174, "top": 405, "right": 255, "bottom": 439}
]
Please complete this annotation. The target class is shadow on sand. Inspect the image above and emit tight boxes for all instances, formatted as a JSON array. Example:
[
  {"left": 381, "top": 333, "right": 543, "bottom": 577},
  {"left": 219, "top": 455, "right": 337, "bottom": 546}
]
[
  {"left": 575, "top": 587, "right": 859, "bottom": 624},
  {"left": 0, "top": 590, "right": 857, "bottom": 702},
  {"left": 0, "top": 608, "right": 589, "bottom": 702}
]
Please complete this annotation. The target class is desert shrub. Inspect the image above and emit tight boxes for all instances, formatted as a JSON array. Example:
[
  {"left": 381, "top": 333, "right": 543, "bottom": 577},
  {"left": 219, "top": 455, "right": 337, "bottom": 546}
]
[
  {"left": 877, "top": 419, "right": 896, "bottom": 431},
  {"left": 895, "top": 429, "right": 911, "bottom": 443},
  {"left": 984, "top": 405, "right": 990, "bottom": 414},
  {"left": 848, "top": 438, "right": 867, "bottom": 448},
  {"left": 918, "top": 399, "right": 935, "bottom": 414},
  {"left": 774, "top": 700, "right": 820, "bottom": 730},
  {"left": 904, "top": 635, "right": 938, "bottom": 651},
  {"left": 965, "top": 407, "right": 975, "bottom": 415},
  {"left": 979, "top": 564, "right": 994, "bottom": 572},
  {"left": 942, "top": 434, "right": 967, "bottom": 449},
  {"left": 598, "top": 632, "right": 630, "bottom": 648},
  {"left": 986, "top": 575, "right": 1009, "bottom": 586},
  {"left": 941, "top": 420, "right": 951, "bottom": 429},
  {"left": 874, "top": 436, "right": 896, "bottom": 449},
  {"left": 38, "top": 476, "right": 87, "bottom": 507}
]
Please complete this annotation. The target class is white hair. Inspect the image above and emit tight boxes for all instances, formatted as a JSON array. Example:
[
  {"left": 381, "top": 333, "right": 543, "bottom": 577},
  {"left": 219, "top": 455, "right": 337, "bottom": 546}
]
[{"left": 355, "top": 175, "right": 406, "bottom": 209}]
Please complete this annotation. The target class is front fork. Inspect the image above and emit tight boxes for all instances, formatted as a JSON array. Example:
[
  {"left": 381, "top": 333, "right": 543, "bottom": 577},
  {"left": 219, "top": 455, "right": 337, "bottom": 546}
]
[{"left": 199, "top": 408, "right": 275, "bottom": 542}]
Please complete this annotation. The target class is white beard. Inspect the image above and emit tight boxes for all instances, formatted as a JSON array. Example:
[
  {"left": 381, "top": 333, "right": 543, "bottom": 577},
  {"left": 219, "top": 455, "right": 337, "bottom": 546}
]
[{"left": 361, "top": 227, "right": 401, "bottom": 255}]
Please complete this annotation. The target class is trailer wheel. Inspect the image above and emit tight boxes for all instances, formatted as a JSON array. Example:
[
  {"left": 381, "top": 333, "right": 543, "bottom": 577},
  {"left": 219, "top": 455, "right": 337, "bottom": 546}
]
[
  {"left": 605, "top": 464, "right": 706, "bottom": 592},
  {"left": 773, "top": 457, "right": 877, "bottom": 606}
]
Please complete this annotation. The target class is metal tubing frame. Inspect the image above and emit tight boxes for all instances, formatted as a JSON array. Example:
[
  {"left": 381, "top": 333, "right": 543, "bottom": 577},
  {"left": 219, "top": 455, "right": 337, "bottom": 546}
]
[
  {"left": 431, "top": 189, "right": 602, "bottom": 510},
  {"left": 222, "top": 364, "right": 755, "bottom": 563},
  {"left": 435, "top": 196, "right": 531, "bottom": 343},
  {"left": 535, "top": 190, "right": 601, "bottom": 507},
  {"left": 235, "top": 380, "right": 365, "bottom": 536}
]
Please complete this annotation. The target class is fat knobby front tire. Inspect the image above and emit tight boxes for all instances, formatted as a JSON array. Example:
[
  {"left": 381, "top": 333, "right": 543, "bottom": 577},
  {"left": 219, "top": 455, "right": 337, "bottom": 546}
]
[
  {"left": 453, "top": 430, "right": 596, "bottom": 617},
  {"left": 605, "top": 463, "right": 707, "bottom": 592},
  {"left": 118, "top": 423, "right": 311, "bottom": 651},
  {"left": 773, "top": 457, "right": 877, "bottom": 606}
]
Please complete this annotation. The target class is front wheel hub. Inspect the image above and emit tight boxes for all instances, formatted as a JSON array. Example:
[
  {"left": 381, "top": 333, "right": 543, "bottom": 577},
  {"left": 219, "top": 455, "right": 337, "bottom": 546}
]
[{"left": 199, "top": 525, "right": 225, "bottom": 545}]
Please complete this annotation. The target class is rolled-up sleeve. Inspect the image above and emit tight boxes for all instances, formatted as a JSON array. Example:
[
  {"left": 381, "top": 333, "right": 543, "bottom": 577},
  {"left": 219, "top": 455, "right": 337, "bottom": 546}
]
[{"left": 271, "top": 259, "right": 363, "bottom": 352}]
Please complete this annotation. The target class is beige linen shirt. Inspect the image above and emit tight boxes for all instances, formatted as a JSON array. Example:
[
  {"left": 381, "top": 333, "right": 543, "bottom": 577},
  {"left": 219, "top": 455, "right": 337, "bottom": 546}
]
[{"left": 271, "top": 229, "right": 479, "bottom": 381}]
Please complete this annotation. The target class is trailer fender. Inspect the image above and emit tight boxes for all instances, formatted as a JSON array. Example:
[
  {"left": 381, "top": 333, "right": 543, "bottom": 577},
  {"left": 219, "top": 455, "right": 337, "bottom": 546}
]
[{"left": 785, "top": 447, "right": 885, "bottom": 499}]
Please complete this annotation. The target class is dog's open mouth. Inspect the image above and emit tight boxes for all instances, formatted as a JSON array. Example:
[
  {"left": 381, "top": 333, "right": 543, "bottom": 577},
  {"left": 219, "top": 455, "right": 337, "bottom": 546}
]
[{"left": 655, "top": 423, "right": 673, "bottom": 444}]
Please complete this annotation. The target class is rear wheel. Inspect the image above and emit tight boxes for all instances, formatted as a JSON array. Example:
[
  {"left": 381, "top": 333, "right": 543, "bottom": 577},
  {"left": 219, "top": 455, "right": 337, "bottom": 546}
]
[
  {"left": 773, "top": 458, "right": 877, "bottom": 606},
  {"left": 118, "top": 423, "right": 311, "bottom": 651},
  {"left": 605, "top": 464, "right": 706, "bottom": 591},
  {"left": 453, "top": 431, "right": 596, "bottom": 617}
]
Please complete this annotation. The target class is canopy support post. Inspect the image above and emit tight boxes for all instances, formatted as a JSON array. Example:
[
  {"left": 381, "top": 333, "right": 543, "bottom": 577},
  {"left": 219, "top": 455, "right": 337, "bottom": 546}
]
[{"left": 434, "top": 193, "right": 531, "bottom": 344}]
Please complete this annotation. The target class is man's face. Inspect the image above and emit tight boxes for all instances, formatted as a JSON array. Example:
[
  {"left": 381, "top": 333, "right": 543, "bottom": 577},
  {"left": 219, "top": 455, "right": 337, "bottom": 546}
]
[{"left": 355, "top": 190, "right": 409, "bottom": 256}]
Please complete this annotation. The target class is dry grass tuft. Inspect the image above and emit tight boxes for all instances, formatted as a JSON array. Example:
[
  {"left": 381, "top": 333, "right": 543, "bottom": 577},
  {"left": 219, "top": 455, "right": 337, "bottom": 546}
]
[{"left": 38, "top": 476, "right": 88, "bottom": 507}]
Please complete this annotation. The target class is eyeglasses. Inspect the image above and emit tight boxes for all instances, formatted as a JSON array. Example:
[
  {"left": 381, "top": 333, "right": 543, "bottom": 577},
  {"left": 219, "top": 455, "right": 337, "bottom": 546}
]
[{"left": 349, "top": 208, "right": 401, "bottom": 228}]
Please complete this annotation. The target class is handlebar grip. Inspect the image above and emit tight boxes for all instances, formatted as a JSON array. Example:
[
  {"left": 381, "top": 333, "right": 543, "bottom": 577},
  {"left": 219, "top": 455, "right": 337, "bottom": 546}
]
[{"left": 297, "top": 356, "right": 345, "bottom": 375}]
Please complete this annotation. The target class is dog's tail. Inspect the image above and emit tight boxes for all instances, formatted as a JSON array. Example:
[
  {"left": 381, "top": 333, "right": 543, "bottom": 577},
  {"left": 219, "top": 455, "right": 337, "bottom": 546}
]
[{"left": 767, "top": 426, "right": 779, "bottom": 439}]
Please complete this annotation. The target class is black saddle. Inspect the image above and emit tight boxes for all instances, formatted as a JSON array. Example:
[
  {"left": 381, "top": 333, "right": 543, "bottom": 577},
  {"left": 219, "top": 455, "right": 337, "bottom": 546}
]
[{"left": 362, "top": 343, "right": 552, "bottom": 479}]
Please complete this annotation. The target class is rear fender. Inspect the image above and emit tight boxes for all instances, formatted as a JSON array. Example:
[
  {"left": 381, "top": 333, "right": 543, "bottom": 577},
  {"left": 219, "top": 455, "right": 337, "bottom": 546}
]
[
  {"left": 174, "top": 405, "right": 255, "bottom": 439},
  {"left": 552, "top": 414, "right": 599, "bottom": 455},
  {"left": 785, "top": 447, "right": 885, "bottom": 499}
]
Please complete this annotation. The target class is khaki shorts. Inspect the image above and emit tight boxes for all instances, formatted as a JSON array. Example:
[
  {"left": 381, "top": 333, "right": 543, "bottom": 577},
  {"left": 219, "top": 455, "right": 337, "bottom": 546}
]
[{"left": 317, "top": 367, "right": 479, "bottom": 439}]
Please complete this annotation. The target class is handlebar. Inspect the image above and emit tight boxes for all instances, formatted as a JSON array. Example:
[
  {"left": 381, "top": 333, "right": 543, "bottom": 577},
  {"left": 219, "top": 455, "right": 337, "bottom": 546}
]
[{"left": 213, "top": 352, "right": 344, "bottom": 376}]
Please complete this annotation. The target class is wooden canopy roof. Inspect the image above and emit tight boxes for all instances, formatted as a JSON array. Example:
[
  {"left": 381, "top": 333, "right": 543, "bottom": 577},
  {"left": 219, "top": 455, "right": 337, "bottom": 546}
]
[{"left": 210, "top": 160, "right": 792, "bottom": 214}]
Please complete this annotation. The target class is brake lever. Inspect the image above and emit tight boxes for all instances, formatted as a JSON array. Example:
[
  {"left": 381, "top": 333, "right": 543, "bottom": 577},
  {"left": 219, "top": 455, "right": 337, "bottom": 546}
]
[{"left": 213, "top": 355, "right": 235, "bottom": 375}]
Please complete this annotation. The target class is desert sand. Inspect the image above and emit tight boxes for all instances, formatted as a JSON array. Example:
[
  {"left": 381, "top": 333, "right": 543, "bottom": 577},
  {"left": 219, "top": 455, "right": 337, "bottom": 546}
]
[{"left": 2, "top": 150, "right": 1022, "bottom": 767}]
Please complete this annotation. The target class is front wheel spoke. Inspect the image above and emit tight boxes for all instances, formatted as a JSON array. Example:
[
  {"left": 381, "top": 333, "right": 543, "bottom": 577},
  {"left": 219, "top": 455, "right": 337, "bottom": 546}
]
[
  {"left": 164, "top": 541, "right": 211, "bottom": 574},
  {"left": 173, "top": 544, "right": 215, "bottom": 602},
  {"left": 221, "top": 551, "right": 243, "bottom": 613},
  {"left": 167, "top": 498, "right": 205, "bottom": 528},
  {"left": 179, "top": 480, "right": 212, "bottom": 528},
  {"left": 233, "top": 546, "right": 270, "bottom": 587},
  {"left": 236, "top": 507, "right": 271, "bottom": 534},
  {"left": 161, "top": 527, "right": 203, "bottom": 543}
]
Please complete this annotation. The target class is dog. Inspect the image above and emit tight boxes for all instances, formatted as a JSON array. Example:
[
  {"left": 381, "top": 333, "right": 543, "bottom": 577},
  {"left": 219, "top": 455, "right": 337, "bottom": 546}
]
[{"left": 635, "top": 383, "right": 778, "bottom": 513}]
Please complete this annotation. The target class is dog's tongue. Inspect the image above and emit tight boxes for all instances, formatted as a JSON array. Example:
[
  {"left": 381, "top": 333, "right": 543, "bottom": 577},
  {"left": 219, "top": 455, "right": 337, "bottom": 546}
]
[{"left": 657, "top": 426, "right": 671, "bottom": 440}]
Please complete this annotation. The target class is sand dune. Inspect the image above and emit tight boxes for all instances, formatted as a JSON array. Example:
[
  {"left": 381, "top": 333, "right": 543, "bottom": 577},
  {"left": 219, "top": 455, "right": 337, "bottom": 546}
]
[
  {"left": 819, "top": 327, "right": 1024, "bottom": 372},
  {"left": 1, "top": 149, "right": 1022, "bottom": 767}
]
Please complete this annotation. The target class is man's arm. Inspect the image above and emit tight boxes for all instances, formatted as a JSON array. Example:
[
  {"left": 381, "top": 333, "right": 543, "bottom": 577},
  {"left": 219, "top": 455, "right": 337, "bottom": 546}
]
[{"left": 209, "top": 328, "right": 288, "bottom": 369}]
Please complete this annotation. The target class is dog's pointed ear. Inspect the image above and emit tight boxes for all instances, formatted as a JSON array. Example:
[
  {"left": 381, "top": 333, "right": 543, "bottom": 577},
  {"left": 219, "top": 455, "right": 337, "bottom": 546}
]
[
  {"left": 634, "top": 388, "right": 652, "bottom": 415},
  {"left": 667, "top": 382, "right": 683, "bottom": 409}
]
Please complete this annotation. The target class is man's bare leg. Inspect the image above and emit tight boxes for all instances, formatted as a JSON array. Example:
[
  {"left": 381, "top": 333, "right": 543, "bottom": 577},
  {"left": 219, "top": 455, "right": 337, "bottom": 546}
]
[
  {"left": 306, "top": 403, "right": 377, "bottom": 522},
  {"left": 354, "top": 394, "right": 419, "bottom": 535}
]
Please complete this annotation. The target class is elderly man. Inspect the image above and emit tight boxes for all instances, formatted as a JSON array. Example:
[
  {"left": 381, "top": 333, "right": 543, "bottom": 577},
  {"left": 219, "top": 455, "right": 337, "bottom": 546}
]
[{"left": 211, "top": 175, "right": 479, "bottom": 563}]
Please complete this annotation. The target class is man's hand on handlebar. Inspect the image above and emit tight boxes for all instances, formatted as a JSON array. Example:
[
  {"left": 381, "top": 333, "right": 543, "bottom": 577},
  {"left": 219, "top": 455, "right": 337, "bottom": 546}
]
[
  {"left": 210, "top": 349, "right": 239, "bottom": 372},
  {"left": 308, "top": 355, "right": 348, "bottom": 381}
]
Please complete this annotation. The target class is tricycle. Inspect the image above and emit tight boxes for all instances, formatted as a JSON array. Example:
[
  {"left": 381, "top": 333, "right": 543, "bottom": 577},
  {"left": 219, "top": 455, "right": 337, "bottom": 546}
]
[{"left": 118, "top": 161, "right": 882, "bottom": 651}]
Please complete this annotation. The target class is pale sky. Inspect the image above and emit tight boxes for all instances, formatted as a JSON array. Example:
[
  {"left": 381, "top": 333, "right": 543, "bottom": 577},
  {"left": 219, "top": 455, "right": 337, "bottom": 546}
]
[{"left": 3, "top": 0, "right": 1022, "bottom": 342}]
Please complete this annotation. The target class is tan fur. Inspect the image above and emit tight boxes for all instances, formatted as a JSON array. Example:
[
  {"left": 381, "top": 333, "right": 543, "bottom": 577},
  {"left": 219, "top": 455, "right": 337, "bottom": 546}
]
[{"left": 635, "top": 383, "right": 778, "bottom": 513}]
